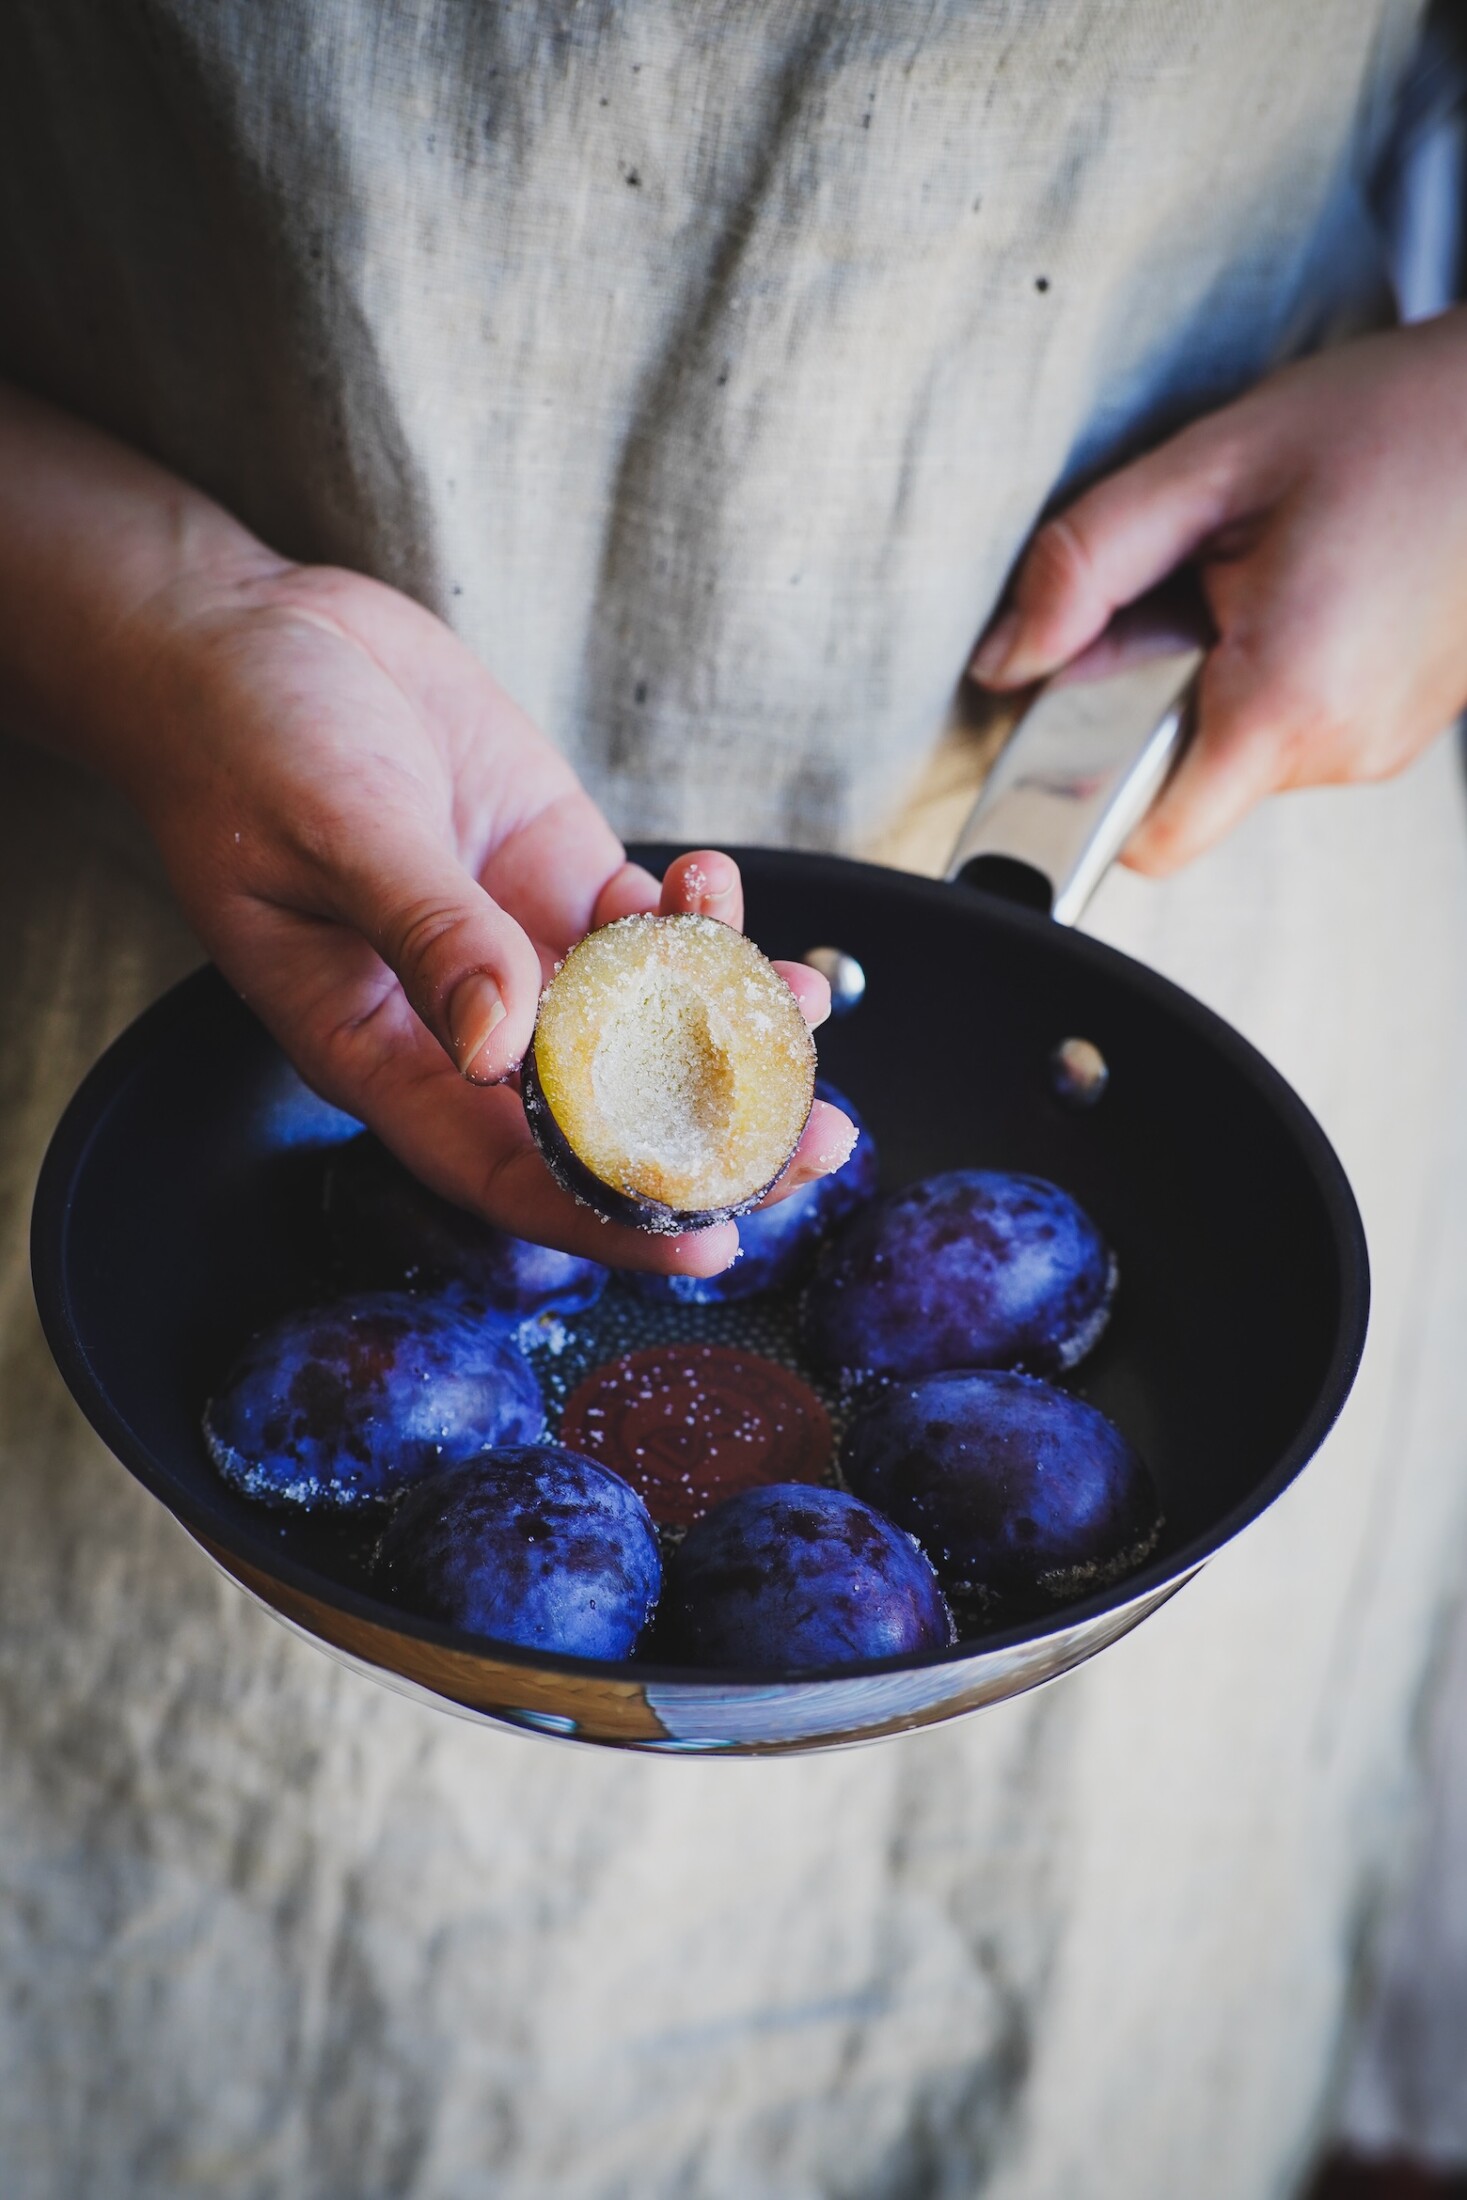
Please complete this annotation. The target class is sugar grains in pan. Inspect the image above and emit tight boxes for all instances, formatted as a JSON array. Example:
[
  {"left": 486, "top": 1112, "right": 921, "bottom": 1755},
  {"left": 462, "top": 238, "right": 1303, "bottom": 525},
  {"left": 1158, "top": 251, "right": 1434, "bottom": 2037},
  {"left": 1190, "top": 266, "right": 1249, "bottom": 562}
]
[
  {"left": 560, "top": 1342, "right": 832, "bottom": 1529},
  {"left": 524, "top": 912, "right": 816, "bottom": 1232}
]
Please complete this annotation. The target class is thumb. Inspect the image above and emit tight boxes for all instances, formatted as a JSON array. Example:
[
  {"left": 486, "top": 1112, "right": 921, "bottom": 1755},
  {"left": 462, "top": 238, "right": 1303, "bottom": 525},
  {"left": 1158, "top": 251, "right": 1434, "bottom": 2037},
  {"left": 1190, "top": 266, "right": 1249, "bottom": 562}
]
[
  {"left": 970, "top": 419, "right": 1246, "bottom": 690},
  {"left": 326, "top": 820, "right": 544, "bottom": 1082}
]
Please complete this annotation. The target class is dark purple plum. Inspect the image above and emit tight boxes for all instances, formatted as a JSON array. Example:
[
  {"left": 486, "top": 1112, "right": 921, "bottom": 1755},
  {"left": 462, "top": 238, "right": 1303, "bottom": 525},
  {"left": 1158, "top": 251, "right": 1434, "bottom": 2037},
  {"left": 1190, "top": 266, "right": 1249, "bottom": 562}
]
[
  {"left": 841, "top": 1370, "right": 1160, "bottom": 1608},
  {"left": 630, "top": 1082, "right": 879, "bottom": 1304},
  {"left": 203, "top": 1291, "right": 546, "bottom": 1510},
  {"left": 322, "top": 1134, "right": 606, "bottom": 1319},
  {"left": 376, "top": 1445, "right": 661, "bottom": 1658},
  {"left": 805, "top": 1169, "right": 1115, "bottom": 1379},
  {"left": 658, "top": 1483, "right": 954, "bottom": 1672}
]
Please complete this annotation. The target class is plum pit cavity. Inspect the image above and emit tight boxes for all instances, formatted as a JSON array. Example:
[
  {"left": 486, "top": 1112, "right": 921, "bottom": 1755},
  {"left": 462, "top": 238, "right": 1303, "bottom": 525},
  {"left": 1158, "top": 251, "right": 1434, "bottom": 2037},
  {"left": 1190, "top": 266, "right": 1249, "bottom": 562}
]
[{"left": 589, "top": 970, "right": 736, "bottom": 1181}]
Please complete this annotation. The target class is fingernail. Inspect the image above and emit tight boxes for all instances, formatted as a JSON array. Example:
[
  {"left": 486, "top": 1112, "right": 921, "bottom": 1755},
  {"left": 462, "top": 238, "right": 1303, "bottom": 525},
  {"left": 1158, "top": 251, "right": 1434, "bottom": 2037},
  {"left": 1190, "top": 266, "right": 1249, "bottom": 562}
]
[
  {"left": 970, "top": 608, "right": 1019, "bottom": 683},
  {"left": 448, "top": 970, "right": 508, "bottom": 1080},
  {"left": 685, "top": 855, "right": 737, "bottom": 919}
]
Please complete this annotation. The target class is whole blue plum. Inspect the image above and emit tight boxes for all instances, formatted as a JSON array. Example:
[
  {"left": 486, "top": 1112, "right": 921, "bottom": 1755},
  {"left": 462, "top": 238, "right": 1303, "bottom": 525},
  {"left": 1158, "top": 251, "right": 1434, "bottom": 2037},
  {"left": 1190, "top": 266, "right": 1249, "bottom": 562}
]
[
  {"left": 376, "top": 1445, "right": 661, "bottom": 1658},
  {"left": 658, "top": 1482, "right": 954, "bottom": 1671},
  {"left": 805, "top": 1169, "right": 1115, "bottom": 1379},
  {"left": 631, "top": 1081, "right": 879, "bottom": 1306},
  {"left": 841, "top": 1370, "right": 1160, "bottom": 1606},
  {"left": 323, "top": 1134, "right": 606, "bottom": 1319},
  {"left": 203, "top": 1291, "right": 546, "bottom": 1509}
]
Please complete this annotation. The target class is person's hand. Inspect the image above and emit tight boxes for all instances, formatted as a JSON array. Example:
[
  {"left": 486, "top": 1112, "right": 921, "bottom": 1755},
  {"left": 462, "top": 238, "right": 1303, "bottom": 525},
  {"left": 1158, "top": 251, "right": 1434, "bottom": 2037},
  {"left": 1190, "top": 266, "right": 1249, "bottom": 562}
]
[
  {"left": 969, "top": 307, "right": 1467, "bottom": 872},
  {"left": 113, "top": 560, "right": 854, "bottom": 1271}
]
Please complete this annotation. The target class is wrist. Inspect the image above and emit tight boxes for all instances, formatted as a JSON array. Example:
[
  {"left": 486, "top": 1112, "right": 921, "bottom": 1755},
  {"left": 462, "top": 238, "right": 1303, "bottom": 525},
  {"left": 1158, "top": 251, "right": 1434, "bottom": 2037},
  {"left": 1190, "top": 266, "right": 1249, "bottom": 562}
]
[
  {"left": 0, "top": 379, "right": 295, "bottom": 791},
  {"left": 69, "top": 530, "right": 302, "bottom": 804}
]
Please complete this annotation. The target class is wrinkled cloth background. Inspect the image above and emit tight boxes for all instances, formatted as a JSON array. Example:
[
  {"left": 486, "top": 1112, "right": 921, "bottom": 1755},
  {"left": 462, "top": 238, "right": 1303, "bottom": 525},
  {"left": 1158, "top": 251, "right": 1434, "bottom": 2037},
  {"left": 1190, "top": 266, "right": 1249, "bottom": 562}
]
[{"left": 1, "top": 4, "right": 1465, "bottom": 2195}]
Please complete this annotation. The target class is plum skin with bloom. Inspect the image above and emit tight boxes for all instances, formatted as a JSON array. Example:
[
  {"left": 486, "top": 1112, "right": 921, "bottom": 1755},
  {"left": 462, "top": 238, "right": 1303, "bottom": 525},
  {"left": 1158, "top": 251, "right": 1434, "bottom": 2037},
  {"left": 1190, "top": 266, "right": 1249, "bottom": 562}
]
[
  {"left": 203, "top": 1290, "right": 546, "bottom": 1510},
  {"left": 631, "top": 1081, "right": 879, "bottom": 1305},
  {"left": 376, "top": 1445, "right": 661, "bottom": 1659},
  {"left": 657, "top": 1482, "right": 954, "bottom": 1672},
  {"left": 322, "top": 1133, "right": 606, "bottom": 1318},
  {"left": 805, "top": 1169, "right": 1115, "bottom": 1379},
  {"left": 841, "top": 1369, "right": 1160, "bottom": 1605}
]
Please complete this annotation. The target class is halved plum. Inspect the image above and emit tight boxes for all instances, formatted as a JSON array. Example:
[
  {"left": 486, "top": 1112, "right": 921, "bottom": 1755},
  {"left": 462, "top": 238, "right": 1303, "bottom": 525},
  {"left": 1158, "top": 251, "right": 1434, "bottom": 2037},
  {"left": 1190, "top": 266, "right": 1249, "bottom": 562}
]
[
  {"left": 202, "top": 1290, "right": 545, "bottom": 1510},
  {"left": 841, "top": 1369, "right": 1161, "bottom": 1609},
  {"left": 805, "top": 1169, "right": 1116, "bottom": 1379},
  {"left": 630, "top": 1080, "right": 878, "bottom": 1304},
  {"left": 523, "top": 913, "right": 816, "bottom": 1235},
  {"left": 376, "top": 1445, "right": 661, "bottom": 1659},
  {"left": 656, "top": 1482, "right": 955, "bottom": 1672}
]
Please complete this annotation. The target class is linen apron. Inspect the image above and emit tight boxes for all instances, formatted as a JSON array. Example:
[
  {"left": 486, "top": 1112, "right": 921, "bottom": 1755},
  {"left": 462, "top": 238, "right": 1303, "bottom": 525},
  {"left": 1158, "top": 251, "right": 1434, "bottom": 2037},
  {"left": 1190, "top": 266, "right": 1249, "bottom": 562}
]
[{"left": 1, "top": 6, "right": 1465, "bottom": 2195}]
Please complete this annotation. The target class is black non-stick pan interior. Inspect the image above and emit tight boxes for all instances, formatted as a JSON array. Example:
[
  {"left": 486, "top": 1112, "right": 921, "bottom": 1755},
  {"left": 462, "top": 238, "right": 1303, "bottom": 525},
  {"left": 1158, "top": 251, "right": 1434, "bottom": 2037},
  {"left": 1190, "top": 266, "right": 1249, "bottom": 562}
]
[{"left": 32, "top": 847, "right": 1368, "bottom": 1679}]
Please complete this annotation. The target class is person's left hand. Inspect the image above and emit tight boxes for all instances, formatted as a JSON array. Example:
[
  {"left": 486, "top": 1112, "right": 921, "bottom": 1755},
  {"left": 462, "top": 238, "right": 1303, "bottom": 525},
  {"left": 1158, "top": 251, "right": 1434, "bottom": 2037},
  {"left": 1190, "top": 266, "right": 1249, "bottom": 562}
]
[{"left": 969, "top": 306, "right": 1467, "bottom": 872}]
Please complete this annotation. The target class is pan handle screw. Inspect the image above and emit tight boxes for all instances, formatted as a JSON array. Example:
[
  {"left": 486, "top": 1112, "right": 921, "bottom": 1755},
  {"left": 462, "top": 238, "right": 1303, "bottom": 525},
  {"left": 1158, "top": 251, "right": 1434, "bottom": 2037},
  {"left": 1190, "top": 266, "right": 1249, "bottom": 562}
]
[
  {"left": 802, "top": 946, "right": 866, "bottom": 1017},
  {"left": 1051, "top": 1037, "right": 1109, "bottom": 1107}
]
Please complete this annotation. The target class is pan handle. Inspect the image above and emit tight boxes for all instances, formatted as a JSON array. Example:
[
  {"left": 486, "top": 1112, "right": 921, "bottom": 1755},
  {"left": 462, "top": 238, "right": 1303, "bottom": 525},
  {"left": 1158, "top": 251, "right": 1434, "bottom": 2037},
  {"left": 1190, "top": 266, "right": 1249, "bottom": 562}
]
[{"left": 945, "top": 638, "right": 1204, "bottom": 926}]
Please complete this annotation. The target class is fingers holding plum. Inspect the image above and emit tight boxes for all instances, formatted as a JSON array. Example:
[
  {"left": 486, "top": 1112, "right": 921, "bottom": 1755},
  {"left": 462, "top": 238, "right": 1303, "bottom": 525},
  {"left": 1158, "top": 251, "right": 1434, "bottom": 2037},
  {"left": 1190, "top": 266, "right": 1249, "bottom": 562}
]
[
  {"left": 759, "top": 1095, "right": 858, "bottom": 1207},
  {"left": 771, "top": 958, "right": 831, "bottom": 1030},
  {"left": 658, "top": 848, "right": 744, "bottom": 929}
]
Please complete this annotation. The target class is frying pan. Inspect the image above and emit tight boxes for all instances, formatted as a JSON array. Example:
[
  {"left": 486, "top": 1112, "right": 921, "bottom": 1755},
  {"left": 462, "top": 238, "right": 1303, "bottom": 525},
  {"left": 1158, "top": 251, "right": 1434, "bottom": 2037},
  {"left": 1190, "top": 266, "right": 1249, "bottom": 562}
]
[{"left": 30, "top": 638, "right": 1369, "bottom": 1753}]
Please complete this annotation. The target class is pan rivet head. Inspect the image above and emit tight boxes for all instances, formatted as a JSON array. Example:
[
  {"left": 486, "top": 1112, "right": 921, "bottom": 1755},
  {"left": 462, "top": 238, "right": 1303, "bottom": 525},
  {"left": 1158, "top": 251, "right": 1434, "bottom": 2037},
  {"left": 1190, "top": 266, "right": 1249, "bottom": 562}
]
[
  {"left": 1051, "top": 1037, "right": 1108, "bottom": 1107},
  {"left": 802, "top": 946, "right": 866, "bottom": 1017}
]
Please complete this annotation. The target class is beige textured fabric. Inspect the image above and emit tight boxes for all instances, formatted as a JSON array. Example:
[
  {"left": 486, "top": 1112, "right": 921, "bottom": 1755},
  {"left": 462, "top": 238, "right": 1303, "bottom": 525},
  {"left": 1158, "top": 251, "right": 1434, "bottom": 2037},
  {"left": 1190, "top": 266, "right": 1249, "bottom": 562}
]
[
  {"left": 1338, "top": 1572, "right": 1467, "bottom": 2168},
  {"left": 0, "top": 0, "right": 1422, "bottom": 846},
  {"left": 2, "top": 4, "right": 1466, "bottom": 2194},
  {"left": 4, "top": 727, "right": 1467, "bottom": 2200}
]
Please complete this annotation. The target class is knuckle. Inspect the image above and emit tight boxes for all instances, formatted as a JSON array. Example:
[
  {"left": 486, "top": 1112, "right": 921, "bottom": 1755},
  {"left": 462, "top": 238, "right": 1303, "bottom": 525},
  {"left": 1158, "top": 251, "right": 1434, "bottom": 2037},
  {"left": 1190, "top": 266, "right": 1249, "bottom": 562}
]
[
  {"left": 384, "top": 897, "right": 477, "bottom": 997},
  {"left": 1026, "top": 514, "right": 1096, "bottom": 605},
  {"left": 315, "top": 983, "right": 405, "bottom": 1087},
  {"left": 1206, "top": 647, "right": 1342, "bottom": 784},
  {"left": 1272, "top": 679, "right": 1351, "bottom": 785}
]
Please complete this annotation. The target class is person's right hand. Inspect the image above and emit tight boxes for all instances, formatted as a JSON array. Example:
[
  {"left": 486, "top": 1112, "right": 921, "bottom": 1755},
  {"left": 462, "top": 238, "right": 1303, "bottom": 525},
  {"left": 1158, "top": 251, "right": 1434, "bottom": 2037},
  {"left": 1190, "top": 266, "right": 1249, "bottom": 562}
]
[
  {"left": 113, "top": 559, "right": 854, "bottom": 1272},
  {"left": 968, "top": 308, "right": 1467, "bottom": 872}
]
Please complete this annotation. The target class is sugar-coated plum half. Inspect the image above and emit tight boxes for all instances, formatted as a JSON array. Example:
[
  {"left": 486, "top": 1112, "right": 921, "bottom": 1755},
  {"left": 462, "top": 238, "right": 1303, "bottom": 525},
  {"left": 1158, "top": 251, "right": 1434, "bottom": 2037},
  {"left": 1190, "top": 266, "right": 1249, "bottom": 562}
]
[
  {"left": 841, "top": 1370, "right": 1161, "bottom": 1607},
  {"left": 322, "top": 1133, "right": 606, "bottom": 1318},
  {"left": 523, "top": 912, "right": 816, "bottom": 1234},
  {"left": 376, "top": 1445, "right": 661, "bottom": 1659},
  {"left": 657, "top": 1483, "right": 954, "bottom": 1672},
  {"left": 203, "top": 1291, "right": 546, "bottom": 1510},
  {"left": 631, "top": 1080, "right": 878, "bottom": 1304},
  {"left": 805, "top": 1169, "right": 1116, "bottom": 1379}
]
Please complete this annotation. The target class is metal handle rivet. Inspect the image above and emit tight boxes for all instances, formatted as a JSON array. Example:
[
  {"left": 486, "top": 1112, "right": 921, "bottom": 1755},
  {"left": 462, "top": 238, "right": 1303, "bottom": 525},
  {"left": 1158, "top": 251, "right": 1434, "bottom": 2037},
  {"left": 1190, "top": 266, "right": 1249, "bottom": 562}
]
[{"left": 1050, "top": 1037, "right": 1109, "bottom": 1107}]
